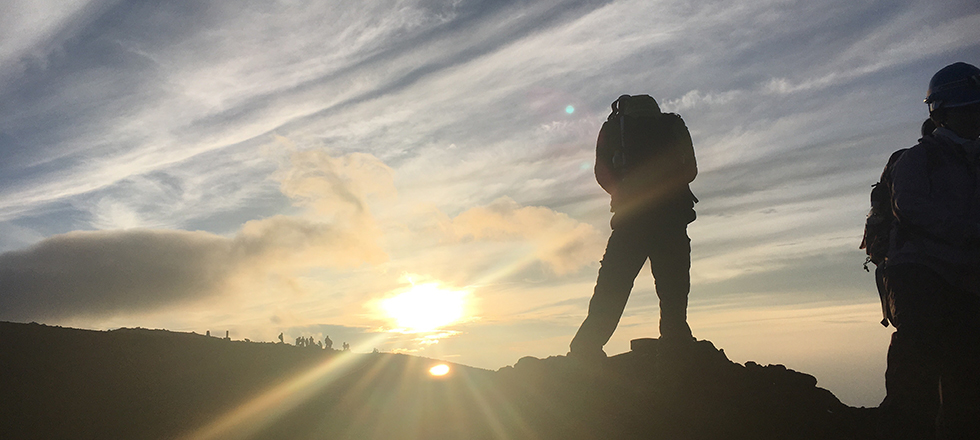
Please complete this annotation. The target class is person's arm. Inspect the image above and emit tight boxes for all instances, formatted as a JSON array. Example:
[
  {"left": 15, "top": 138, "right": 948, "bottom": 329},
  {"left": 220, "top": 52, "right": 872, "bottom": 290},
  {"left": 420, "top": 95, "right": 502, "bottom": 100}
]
[
  {"left": 890, "top": 145, "right": 980, "bottom": 246},
  {"left": 674, "top": 117, "right": 697, "bottom": 184},
  {"left": 658, "top": 114, "right": 697, "bottom": 184}
]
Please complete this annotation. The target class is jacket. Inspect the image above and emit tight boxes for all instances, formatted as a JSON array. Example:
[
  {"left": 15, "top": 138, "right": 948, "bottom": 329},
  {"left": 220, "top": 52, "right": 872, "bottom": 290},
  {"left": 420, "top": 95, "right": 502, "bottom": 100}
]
[{"left": 888, "top": 127, "right": 980, "bottom": 292}]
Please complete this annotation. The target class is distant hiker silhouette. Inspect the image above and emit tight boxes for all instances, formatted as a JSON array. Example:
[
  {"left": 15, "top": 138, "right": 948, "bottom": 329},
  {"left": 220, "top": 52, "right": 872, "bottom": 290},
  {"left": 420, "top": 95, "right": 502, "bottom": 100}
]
[
  {"left": 278, "top": 332, "right": 284, "bottom": 344},
  {"left": 872, "top": 62, "right": 980, "bottom": 440},
  {"left": 324, "top": 335, "right": 333, "bottom": 349},
  {"left": 569, "top": 94, "right": 698, "bottom": 361}
]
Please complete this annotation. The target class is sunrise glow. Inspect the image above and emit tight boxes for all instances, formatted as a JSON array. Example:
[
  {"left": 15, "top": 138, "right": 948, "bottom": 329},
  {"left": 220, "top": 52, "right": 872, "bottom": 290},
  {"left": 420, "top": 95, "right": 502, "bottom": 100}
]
[{"left": 381, "top": 283, "right": 469, "bottom": 332}]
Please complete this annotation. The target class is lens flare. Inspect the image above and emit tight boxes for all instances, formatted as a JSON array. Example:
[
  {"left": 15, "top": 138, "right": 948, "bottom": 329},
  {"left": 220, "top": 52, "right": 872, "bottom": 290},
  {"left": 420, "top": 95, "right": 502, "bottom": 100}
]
[
  {"left": 429, "top": 364, "right": 450, "bottom": 376},
  {"left": 565, "top": 105, "right": 575, "bottom": 114}
]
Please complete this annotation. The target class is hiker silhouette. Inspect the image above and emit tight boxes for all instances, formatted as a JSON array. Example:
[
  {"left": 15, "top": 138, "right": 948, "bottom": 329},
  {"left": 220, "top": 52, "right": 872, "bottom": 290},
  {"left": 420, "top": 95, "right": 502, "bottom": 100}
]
[
  {"left": 569, "top": 94, "right": 698, "bottom": 361},
  {"left": 874, "top": 62, "right": 980, "bottom": 440}
]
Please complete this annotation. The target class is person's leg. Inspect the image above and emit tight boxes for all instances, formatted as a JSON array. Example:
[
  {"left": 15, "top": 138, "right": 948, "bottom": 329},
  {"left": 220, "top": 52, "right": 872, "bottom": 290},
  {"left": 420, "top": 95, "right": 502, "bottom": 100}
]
[
  {"left": 647, "top": 222, "right": 692, "bottom": 341},
  {"left": 570, "top": 225, "right": 650, "bottom": 355},
  {"left": 936, "top": 290, "right": 980, "bottom": 440},
  {"left": 879, "top": 265, "right": 945, "bottom": 440}
]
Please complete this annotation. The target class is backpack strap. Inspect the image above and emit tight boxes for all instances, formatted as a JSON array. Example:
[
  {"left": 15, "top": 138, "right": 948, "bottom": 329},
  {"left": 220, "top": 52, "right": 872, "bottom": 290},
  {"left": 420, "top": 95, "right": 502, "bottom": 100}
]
[{"left": 609, "top": 95, "right": 631, "bottom": 171}]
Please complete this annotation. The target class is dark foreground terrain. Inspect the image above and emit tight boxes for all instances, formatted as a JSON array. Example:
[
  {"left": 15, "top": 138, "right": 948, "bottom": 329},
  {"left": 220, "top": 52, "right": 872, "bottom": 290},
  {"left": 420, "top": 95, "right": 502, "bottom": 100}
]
[{"left": 0, "top": 322, "right": 875, "bottom": 439}]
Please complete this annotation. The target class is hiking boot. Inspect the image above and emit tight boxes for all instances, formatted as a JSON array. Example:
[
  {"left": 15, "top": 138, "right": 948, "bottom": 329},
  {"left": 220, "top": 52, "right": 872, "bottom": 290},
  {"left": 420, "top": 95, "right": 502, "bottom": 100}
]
[
  {"left": 657, "top": 330, "right": 696, "bottom": 366},
  {"left": 659, "top": 319, "right": 694, "bottom": 342}
]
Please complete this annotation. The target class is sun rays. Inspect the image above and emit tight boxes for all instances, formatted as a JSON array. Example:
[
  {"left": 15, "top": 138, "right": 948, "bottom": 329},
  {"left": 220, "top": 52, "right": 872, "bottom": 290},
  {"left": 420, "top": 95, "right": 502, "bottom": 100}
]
[
  {"left": 179, "top": 333, "right": 389, "bottom": 440},
  {"left": 180, "top": 345, "right": 535, "bottom": 440}
]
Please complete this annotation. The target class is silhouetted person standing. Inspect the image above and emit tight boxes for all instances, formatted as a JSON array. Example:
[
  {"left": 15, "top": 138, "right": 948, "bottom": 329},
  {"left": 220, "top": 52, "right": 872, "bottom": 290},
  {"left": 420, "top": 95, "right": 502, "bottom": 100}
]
[
  {"left": 879, "top": 62, "right": 980, "bottom": 439},
  {"left": 324, "top": 335, "right": 333, "bottom": 349},
  {"left": 570, "top": 94, "right": 698, "bottom": 360}
]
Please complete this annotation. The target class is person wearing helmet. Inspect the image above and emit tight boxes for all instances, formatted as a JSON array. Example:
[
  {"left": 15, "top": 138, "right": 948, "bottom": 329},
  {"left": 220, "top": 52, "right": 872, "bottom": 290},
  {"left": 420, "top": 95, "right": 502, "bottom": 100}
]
[
  {"left": 568, "top": 94, "right": 698, "bottom": 361},
  {"left": 878, "top": 62, "right": 980, "bottom": 439}
]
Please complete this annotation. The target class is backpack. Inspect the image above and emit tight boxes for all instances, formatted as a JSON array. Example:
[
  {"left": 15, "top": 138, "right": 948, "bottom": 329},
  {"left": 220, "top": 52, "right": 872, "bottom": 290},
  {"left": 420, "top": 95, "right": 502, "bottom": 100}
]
[
  {"left": 608, "top": 94, "right": 663, "bottom": 173},
  {"left": 860, "top": 137, "right": 940, "bottom": 327},
  {"left": 860, "top": 148, "right": 907, "bottom": 272},
  {"left": 860, "top": 149, "right": 909, "bottom": 328},
  {"left": 602, "top": 95, "right": 698, "bottom": 203}
]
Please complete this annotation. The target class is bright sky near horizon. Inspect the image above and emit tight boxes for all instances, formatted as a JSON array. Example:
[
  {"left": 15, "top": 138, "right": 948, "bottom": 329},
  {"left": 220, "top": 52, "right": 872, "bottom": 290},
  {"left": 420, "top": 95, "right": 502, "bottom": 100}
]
[{"left": 1, "top": 0, "right": 978, "bottom": 407}]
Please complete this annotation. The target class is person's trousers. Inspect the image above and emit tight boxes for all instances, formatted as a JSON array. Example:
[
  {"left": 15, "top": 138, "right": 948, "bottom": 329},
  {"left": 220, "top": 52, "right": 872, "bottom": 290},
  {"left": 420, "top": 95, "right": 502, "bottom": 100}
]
[
  {"left": 570, "top": 218, "right": 691, "bottom": 353},
  {"left": 880, "top": 264, "right": 980, "bottom": 440}
]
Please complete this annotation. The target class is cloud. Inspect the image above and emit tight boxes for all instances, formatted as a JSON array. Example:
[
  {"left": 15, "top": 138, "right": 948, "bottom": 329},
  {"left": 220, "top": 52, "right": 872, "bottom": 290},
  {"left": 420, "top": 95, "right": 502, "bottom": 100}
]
[
  {"left": 451, "top": 197, "right": 604, "bottom": 275},
  {"left": 0, "top": 229, "right": 232, "bottom": 322},
  {"left": 0, "top": 144, "right": 601, "bottom": 324},
  {"left": 277, "top": 147, "right": 396, "bottom": 221},
  {"left": 0, "top": 214, "right": 389, "bottom": 323},
  {"left": 661, "top": 89, "right": 743, "bottom": 113},
  {"left": 0, "top": 0, "right": 92, "bottom": 81},
  {"left": 0, "top": 149, "right": 391, "bottom": 322}
]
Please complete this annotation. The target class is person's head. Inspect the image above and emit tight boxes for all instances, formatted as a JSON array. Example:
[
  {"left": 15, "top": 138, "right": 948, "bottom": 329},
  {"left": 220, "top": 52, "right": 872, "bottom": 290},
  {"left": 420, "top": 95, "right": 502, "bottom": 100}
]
[{"left": 925, "top": 62, "right": 980, "bottom": 140}]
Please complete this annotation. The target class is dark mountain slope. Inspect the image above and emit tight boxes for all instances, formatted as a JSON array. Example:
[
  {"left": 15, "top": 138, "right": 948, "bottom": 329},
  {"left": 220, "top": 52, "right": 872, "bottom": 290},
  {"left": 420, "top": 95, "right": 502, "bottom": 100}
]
[{"left": 0, "top": 322, "right": 875, "bottom": 439}]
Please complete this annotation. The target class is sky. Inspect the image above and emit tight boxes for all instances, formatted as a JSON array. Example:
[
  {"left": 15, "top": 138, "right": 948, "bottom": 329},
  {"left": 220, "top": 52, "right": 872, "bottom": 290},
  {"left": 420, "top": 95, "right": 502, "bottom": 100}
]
[{"left": 1, "top": 0, "right": 978, "bottom": 407}]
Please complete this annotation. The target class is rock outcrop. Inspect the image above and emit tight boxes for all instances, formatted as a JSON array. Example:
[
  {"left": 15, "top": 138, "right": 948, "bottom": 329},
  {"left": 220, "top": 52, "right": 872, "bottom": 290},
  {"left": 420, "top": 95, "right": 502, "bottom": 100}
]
[{"left": 497, "top": 338, "right": 875, "bottom": 439}]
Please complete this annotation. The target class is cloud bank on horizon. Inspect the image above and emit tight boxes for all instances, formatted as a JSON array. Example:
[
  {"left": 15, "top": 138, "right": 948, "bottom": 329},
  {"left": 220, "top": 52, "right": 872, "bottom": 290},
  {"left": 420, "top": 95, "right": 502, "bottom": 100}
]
[{"left": 1, "top": 0, "right": 978, "bottom": 406}]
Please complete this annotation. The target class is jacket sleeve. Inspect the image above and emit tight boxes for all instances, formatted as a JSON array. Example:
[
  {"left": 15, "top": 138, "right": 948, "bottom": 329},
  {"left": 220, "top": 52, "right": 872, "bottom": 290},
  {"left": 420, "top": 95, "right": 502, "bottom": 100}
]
[
  {"left": 890, "top": 145, "right": 980, "bottom": 246},
  {"left": 672, "top": 115, "right": 698, "bottom": 184}
]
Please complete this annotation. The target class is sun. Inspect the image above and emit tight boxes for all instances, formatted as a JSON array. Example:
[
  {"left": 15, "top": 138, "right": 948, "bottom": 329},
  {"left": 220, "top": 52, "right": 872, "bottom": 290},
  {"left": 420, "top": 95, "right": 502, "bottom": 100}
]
[{"left": 380, "top": 283, "right": 468, "bottom": 332}]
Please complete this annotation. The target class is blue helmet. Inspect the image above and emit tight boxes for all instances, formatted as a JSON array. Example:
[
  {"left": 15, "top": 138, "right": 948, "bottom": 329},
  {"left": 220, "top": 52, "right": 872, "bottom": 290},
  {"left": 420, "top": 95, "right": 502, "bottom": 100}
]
[{"left": 925, "top": 62, "right": 980, "bottom": 113}]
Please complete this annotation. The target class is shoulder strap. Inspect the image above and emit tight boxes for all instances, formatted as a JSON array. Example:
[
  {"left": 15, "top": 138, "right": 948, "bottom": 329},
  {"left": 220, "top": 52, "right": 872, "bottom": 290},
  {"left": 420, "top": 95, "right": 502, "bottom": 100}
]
[{"left": 609, "top": 95, "right": 631, "bottom": 171}]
